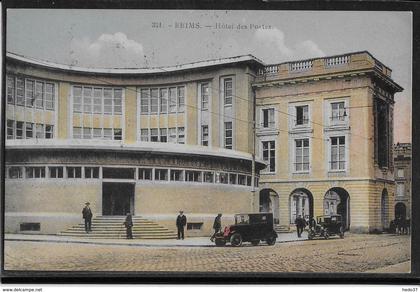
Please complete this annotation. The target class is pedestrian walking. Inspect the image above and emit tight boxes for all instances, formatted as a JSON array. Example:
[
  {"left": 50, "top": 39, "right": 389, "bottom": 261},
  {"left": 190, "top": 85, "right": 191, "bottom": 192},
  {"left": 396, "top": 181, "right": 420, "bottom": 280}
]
[
  {"left": 294, "top": 215, "right": 306, "bottom": 238},
  {"left": 82, "top": 202, "right": 93, "bottom": 233},
  {"left": 210, "top": 213, "right": 222, "bottom": 242},
  {"left": 176, "top": 210, "right": 187, "bottom": 240},
  {"left": 124, "top": 212, "right": 133, "bottom": 239}
]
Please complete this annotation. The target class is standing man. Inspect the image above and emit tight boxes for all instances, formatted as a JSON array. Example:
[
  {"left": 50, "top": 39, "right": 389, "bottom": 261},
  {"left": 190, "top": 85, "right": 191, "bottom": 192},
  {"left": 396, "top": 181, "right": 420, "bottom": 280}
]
[
  {"left": 294, "top": 215, "right": 305, "bottom": 238},
  {"left": 124, "top": 212, "right": 133, "bottom": 239},
  {"left": 176, "top": 210, "right": 187, "bottom": 240},
  {"left": 82, "top": 202, "right": 93, "bottom": 233},
  {"left": 210, "top": 213, "right": 222, "bottom": 242}
]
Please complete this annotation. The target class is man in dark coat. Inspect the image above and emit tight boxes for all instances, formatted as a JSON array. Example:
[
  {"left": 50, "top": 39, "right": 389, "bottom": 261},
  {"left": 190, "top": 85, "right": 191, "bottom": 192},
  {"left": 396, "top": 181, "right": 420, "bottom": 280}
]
[
  {"left": 176, "top": 210, "right": 187, "bottom": 240},
  {"left": 294, "top": 215, "right": 306, "bottom": 238},
  {"left": 82, "top": 202, "right": 93, "bottom": 233},
  {"left": 210, "top": 213, "right": 222, "bottom": 242},
  {"left": 124, "top": 213, "right": 133, "bottom": 239}
]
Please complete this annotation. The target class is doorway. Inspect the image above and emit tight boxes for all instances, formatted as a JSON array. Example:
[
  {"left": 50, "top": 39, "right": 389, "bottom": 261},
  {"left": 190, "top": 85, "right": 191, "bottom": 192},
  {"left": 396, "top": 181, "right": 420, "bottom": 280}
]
[{"left": 102, "top": 182, "right": 135, "bottom": 216}]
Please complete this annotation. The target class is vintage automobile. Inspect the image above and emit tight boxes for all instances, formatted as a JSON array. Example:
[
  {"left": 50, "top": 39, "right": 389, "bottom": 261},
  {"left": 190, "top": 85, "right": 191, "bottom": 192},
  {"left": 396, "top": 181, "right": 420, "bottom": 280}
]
[
  {"left": 214, "top": 212, "right": 278, "bottom": 247},
  {"left": 307, "top": 215, "right": 345, "bottom": 240}
]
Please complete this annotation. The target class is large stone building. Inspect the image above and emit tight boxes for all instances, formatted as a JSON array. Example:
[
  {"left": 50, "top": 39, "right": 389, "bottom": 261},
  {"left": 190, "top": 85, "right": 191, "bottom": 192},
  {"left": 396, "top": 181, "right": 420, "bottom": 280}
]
[
  {"left": 393, "top": 143, "right": 412, "bottom": 221},
  {"left": 4, "top": 51, "right": 403, "bottom": 236}
]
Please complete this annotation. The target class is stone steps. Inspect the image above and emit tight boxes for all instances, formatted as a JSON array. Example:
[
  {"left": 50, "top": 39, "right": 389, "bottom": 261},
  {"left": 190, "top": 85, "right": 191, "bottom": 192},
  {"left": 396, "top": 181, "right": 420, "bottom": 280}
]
[
  {"left": 58, "top": 216, "right": 177, "bottom": 239},
  {"left": 275, "top": 225, "right": 291, "bottom": 233}
]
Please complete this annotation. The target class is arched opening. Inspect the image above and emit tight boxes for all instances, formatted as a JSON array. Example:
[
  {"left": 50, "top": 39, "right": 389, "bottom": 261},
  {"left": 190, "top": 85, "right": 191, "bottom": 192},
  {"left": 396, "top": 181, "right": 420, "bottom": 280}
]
[
  {"left": 381, "top": 189, "right": 389, "bottom": 230},
  {"left": 394, "top": 202, "right": 407, "bottom": 220},
  {"left": 324, "top": 187, "right": 350, "bottom": 230},
  {"left": 259, "top": 188, "right": 280, "bottom": 224},
  {"left": 289, "top": 188, "right": 314, "bottom": 224}
]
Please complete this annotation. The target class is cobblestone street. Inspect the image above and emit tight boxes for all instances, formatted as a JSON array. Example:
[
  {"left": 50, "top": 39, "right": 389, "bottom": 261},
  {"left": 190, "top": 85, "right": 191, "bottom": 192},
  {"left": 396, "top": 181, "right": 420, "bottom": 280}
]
[{"left": 4, "top": 234, "right": 410, "bottom": 273}]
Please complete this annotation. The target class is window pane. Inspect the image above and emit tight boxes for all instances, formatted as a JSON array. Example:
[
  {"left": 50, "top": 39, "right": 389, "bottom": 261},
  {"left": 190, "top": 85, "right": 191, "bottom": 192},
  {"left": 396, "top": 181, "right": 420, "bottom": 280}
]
[
  {"left": 73, "top": 86, "right": 82, "bottom": 113},
  {"left": 104, "top": 88, "right": 113, "bottom": 114},
  {"left": 25, "top": 122, "right": 33, "bottom": 139},
  {"left": 159, "top": 88, "right": 168, "bottom": 113},
  {"left": 7, "top": 76, "right": 15, "bottom": 104},
  {"left": 93, "top": 88, "right": 102, "bottom": 113},
  {"left": 169, "top": 87, "right": 177, "bottom": 113},
  {"left": 103, "top": 128, "right": 112, "bottom": 140},
  {"left": 25, "top": 80, "right": 34, "bottom": 107},
  {"left": 45, "top": 83, "right": 55, "bottom": 110},
  {"left": 150, "top": 89, "right": 158, "bottom": 113},
  {"left": 113, "top": 128, "right": 122, "bottom": 140},
  {"left": 35, "top": 81, "right": 44, "bottom": 109},
  {"left": 178, "top": 87, "right": 185, "bottom": 112},
  {"left": 140, "top": 89, "right": 149, "bottom": 114},
  {"left": 16, "top": 78, "right": 25, "bottom": 105},
  {"left": 7, "top": 120, "right": 14, "bottom": 139},
  {"left": 140, "top": 129, "right": 149, "bottom": 141},
  {"left": 114, "top": 89, "right": 122, "bottom": 114}
]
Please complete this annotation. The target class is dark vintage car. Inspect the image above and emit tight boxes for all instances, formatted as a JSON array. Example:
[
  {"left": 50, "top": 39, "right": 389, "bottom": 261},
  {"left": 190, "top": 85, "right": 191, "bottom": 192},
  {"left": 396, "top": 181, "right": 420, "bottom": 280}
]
[
  {"left": 307, "top": 215, "right": 345, "bottom": 240},
  {"left": 214, "top": 213, "right": 278, "bottom": 247}
]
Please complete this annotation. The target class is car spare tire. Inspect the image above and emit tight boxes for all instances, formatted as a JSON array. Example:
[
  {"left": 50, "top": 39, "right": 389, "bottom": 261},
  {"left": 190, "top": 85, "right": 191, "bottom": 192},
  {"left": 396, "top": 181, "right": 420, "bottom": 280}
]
[
  {"left": 266, "top": 235, "right": 276, "bottom": 246},
  {"left": 215, "top": 238, "right": 226, "bottom": 246},
  {"left": 230, "top": 233, "right": 243, "bottom": 247}
]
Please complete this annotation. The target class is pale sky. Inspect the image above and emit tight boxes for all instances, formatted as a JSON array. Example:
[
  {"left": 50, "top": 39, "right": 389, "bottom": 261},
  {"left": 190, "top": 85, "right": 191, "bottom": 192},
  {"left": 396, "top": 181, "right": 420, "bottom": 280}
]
[{"left": 6, "top": 9, "right": 412, "bottom": 142}]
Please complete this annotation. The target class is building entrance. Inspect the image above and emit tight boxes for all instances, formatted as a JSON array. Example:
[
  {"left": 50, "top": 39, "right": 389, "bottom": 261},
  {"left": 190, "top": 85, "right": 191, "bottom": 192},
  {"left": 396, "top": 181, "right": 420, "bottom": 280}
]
[{"left": 102, "top": 182, "right": 135, "bottom": 216}]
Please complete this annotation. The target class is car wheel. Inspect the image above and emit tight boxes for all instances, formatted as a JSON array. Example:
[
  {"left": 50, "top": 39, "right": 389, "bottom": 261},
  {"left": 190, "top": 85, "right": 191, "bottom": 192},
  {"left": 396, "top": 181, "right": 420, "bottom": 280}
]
[
  {"left": 251, "top": 240, "right": 260, "bottom": 246},
  {"left": 324, "top": 229, "right": 329, "bottom": 240},
  {"left": 215, "top": 238, "right": 226, "bottom": 247},
  {"left": 339, "top": 227, "right": 345, "bottom": 239},
  {"left": 266, "top": 236, "right": 276, "bottom": 246},
  {"left": 308, "top": 231, "right": 314, "bottom": 240},
  {"left": 230, "top": 233, "right": 243, "bottom": 247}
]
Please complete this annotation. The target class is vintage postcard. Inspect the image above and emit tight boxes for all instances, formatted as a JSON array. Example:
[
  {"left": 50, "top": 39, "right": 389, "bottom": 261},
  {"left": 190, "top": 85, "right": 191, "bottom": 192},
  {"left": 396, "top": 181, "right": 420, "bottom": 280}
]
[{"left": 2, "top": 5, "right": 414, "bottom": 281}]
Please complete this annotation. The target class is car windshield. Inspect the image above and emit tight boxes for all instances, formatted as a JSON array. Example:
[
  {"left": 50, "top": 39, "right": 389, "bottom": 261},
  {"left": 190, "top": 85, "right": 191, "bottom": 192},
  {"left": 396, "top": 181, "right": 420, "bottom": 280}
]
[{"left": 235, "top": 214, "right": 250, "bottom": 224}]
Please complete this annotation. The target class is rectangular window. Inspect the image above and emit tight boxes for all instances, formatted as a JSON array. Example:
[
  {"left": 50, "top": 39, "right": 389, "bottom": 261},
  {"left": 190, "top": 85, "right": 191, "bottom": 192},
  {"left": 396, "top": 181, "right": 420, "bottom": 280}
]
[
  {"left": 83, "top": 127, "right": 92, "bottom": 139},
  {"left": 331, "top": 102, "right": 345, "bottom": 122},
  {"left": 103, "top": 88, "right": 113, "bottom": 114},
  {"left": 396, "top": 183, "right": 405, "bottom": 197},
  {"left": 224, "top": 78, "right": 233, "bottom": 106},
  {"left": 138, "top": 168, "right": 152, "bottom": 180},
  {"left": 73, "top": 86, "right": 82, "bottom": 113},
  {"left": 224, "top": 122, "right": 233, "bottom": 149},
  {"left": 83, "top": 87, "right": 93, "bottom": 113},
  {"left": 67, "top": 167, "right": 82, "bottom": 178},
  {"left": 7, "top": 120, "right": 14, "bottom": 139},
  {"left": 45, "top": 125, "right": 54, "bottom": 139},
  {"left": 178, "top": 87, "right": 185, "bottom": 112},
  {"left": 93, "top": 88, "right": 102, "bottom": 113},
  {"left": 150, "top": 89, "right": 159, "bottom": 113},
  {"left": 103, "top": 128, "right": 113, "bottom": 140},
  {"left": 296, "top": 105, "right": 309, "bottom": 125},
  {"left": 187, "top": 222, "right": 203, "bottom": 230},
  {"left": 7, "top": 75, "right": 15, "bottom": 104},
  {"left": 201, "top": 83, "right": 209, "bottom": 110},
  {"left": 238, "top": 174, "right": 246, "bottom": 185},
  {"left": 35, "top": 81, "right": 44, "bottom": 109},
  {"left": 26, "top": 166, "right": 46, "bottom": 178},
  {"left": 330, "top": 136, "right": 346, "bottom": 170},
  {"left": 45, "top": 83, "right": 55, "bottom": 110},
  {"left": 150, "top": 128, "right": 159, "bottom": 142},
  {"left": 25, "top": 122, "right": 34, "bottom": 139},
  {"left": 73, "top": 127, "right": 82, "bottom": 139},
  {"left": 35, "top": 124, "right": 44, "bottom": 139},
  {"left": 218, "top": 172, "right": 228, "bottom": 184},
  {"left": 20, "top": 223, "right": 40, "bottom": 231},
  {"left": 113, "top": 128, "right": 122, "bottom": 140},
  {"left": 140, "top": 129, "right": 149, "bottom": 142},
  {"left": 201, "top": 125, "right": 209, "bottom": 146},
  {"left": 168, "top": 128, "right": 177, "bottom": 143},
  {"left": 246, "top": 176, "right": 252, "bottom": 186},
  {"left": 397, "top": 169, "right": 404, "bottom": 178},
  {"left": 262, "top": 108, "right": 275, "bottom": 128},
  {"left": 93, "top": 128, "right": 102, "bottom": 139},
  {"left": 177, "top": 127, "right": 185, "bottom": 144},
  {"left": 160, "top": 128, "right": 167, "bottom": 143},
  {"left": 185, "top": 170, "right": 202, "bottom": 182},
  {"left": 102, "top": 167, "right": 135, "bottom": 179},
  {"left": 16, "top": 77, "right": 25, "bottom": 106},
  {"left": 169, "top": 87, "right": 177, "bottom": 113},
  {"left": 160, "top": 88, "right": 168, "bottom": 113},
  {"left": 114, "top": 89, "right": 123, "bottom": 114},
  {"left": 25, "top": 80, "right": 35, "bottom": 107},
  {"left": 49, "top": 167, "right": 63, "bottom": 178},
  {"left": 262, "top": 140, "right": 276, "bottom": 172},
  {"left": 295, "top": 138, "right": 310, "bottom": 172},
  {"left": 229, "top": 173, "right": 237, "bottom": 185},
  {"left": 203, "top": 171, "right": 214, "bottom": 183},
  {"left": 155, "top": 169, "right": 168, "bottom": 181},
  {"left": 85, "top": 167, "right": 99, "bottom": 178},
  {"left": 140, "top": 89, "right": 149, "bottom": 114},
  {"left": 8, "top": 166, "right": 23, "bottom": 179},
  {"left": 16, "top": 121, "right": 24, "bottom": 139},
  {"left": 170, "top": 169, "right": 184, "bottom": 181}
]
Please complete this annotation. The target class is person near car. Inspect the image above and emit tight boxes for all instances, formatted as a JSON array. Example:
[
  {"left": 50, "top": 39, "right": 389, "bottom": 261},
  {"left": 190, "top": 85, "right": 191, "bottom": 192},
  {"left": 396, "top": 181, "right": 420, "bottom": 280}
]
[
  {"left": 82, "top": 202, "right": 93, "bottom": 233},
  {"left": 210, "top": 213, "right": 222, "bottom": 242},
  {"left": 176, "top": 210, "right": 187, "bottom": 240},
  {"left": 295, "top": 215, "right": 306, "bottom": 238}
]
